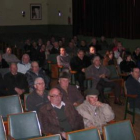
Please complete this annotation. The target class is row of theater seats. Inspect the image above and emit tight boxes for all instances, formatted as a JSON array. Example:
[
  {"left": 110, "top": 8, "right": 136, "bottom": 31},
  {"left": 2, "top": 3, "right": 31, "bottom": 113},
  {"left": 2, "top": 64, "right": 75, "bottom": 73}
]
[
  {"left": 0, "top": 94, "right": 137, "bottom": 140},
  {"left": 0, "top": 112, "right": 136, "bottom": 140}
]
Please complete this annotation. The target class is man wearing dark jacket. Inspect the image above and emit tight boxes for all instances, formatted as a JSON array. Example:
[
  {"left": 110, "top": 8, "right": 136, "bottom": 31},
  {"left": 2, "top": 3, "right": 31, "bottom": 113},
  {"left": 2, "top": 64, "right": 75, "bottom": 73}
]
[
  {"left": 26, "top": 61, "right": 50, "bottom": 92},
  {"left": 70, "top": 49, "right": 91, "bottom": 91},
  {"left": 38, "top": 88, "right": 84, "bottom": 139},
  {"left": 4, "top": 63, "right": 29, "bottom": 99},
  {"left": 126, "top": 67, "right": 140, "bottom": 110}
]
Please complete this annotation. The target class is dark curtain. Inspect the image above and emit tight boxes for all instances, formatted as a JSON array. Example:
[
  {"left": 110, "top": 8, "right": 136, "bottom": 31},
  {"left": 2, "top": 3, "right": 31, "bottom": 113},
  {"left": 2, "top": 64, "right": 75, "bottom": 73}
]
[{"left": 73, "top": 0, "right": 140, "bottom": 39}]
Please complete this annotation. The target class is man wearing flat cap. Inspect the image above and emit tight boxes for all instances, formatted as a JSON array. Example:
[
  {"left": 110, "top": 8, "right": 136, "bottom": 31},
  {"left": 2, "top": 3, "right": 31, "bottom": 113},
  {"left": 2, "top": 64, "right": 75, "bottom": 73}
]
[
  {"left": 76, "top": 88, "right": 114, "bottom": 132},
  {"left": 55, "top": 71, "right": 84, "bottom": 107}
]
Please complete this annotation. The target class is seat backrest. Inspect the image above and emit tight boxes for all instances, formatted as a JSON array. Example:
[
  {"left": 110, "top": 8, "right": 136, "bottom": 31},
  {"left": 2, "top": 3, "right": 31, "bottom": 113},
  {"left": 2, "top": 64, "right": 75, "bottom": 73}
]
[
  {"left": 0, "top": 68, "right": 9, "bottom": 77},
  {"left": 29, "top": 134, "right": 62, "bottom": 140},
  {"left": 106, "top": 65, "right": 119, "bottom": 79},
  {"left": 8, "top": 111, "right": 42, "bottom": 139},
  {"left": 103, "top": 120, "right": 136, "bottom": 140},
  {"left": 67, "top": 127, "right": 101, "bottom": 140},
  {"left": 0, "top": 116, "right": 7, "bottom": 140},
  {"left": 47, "top": 54, "right": 58, "bottom": 64},
  {"left": 0, "top": 95, "right": 23, "bottom": 121},
  {"left": 24, "top": 93, "right": 29, "bottom": 111}
]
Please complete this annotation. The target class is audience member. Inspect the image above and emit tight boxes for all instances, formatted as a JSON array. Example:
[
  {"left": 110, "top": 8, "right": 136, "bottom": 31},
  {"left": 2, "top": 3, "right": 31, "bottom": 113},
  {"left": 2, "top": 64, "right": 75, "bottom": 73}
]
[
  {"left": 120, "top": 53, "right": 136, "bottom": 73},
  {"left": 26, "top": 77, "right": 49, "bottom": 112},
  {"left": 56, "top": 72, "right": 84, "bottom": 106},
  {"left": 85, "top": 56, "right": 123, "bottom": 105},
  {"left": 57, "top": 47, "right": 71, "bottom": 71},
  {"left": 133, "top": 47, "right": 140, "bottom": 68},
  {"left": 126, "top": 67, "right": 140, "bottom": 112},
  {"left": 30, "top": 41, "right": 40, "bottom": 61},
  {"left": 79, "top": 40, "right": 88, "bottom": 53},
  {"left": 4, "top": 63, "right": 29, "bottom": 99},
  {"left": 39, "top": 88, "right": 84, "bottom": 139},
  {"left": 109, "top": 38, "right": 118, "bottom": 50},
  {"left": 89, "top": 37, "right": 101, "bottom": 52},
  {"left": 99, "top": 36, "right": 108, "bottom": 50},
  {"left": 50, "top": 41, "right": 59, "bottom": 54},
  {"left": 66, "top": 42, "right": 78, "bottom": 56},
  {"left": 70, "top": 49, "right": 91, "bottom": 91},
  {"left": 2, "top": 47, "right": 20, "bottom": 63},
  {"left": 17, "top": 54, "right": 31, "bottom": 74},
  {"left": 26, "top": 61, "right": 50, "bottom": 92},
  {"left": 37, "top": 38, "right": 43, "bottom": 49},
  {"left": 24, "top": 39, "right": 31, "bottom": 56},
  {"left": 38, "top": 44, "right": 46, "bottom": 68},
  {"left": 77, "top": 88, "right": 114, "bottom": 132},
  {"left": 87, "top": 46, "right": 103, "bottom": 62},
  {"left": 0, "top": 53, "right": 9, "bottom": 68}
]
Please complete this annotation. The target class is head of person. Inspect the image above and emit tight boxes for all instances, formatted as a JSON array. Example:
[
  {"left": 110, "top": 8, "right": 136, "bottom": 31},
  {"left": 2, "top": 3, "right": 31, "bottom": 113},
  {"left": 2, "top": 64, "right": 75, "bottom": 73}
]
[
  {"left": 80, "top": 40, "right": 86, "bottom": 47},
  {"left": 112, "top": 38, "right": 118, "bottom": 45},
  {"left": 50, "top": 36, "right": 55, "bottom": 44},
  {"left": 46, "top": 40, "right": 51, "bottom": 46},
  {"left": 73, "top": 36, "right": 78, "bottom": 42},
  {"left": 59, "top": 72, "right": 70, "bottom": 89},
  {"left": 131, "top": 67, "right": 140, "bottom": 80},
  {"left": 61, "top": 37, "right": 65, "bottom": 43},
  {"left": 69, "top": 42, "right": 74, "bottom": 48},
  {"left": 125, "top": 54, "right": 132, "bottom": 62},
  {"left": 77, "top": 49, "right": 84, "bottom": 60},
  {"left": 101, "top": 36, "right": 105, "bottom": 42},
  {"left": 32, "top": 42, "right": 37, "bottom": 48},
  {"left": 53, "top": 41, "right": 59, "bottom": 49},
  {"left": 40, "top": 44, "right": 46, "bottom": 52},
  {"left": 58, "top": 40, "right": 63, "bottom": 47},
  {"left": 6, "top": 47, "right": 12, "bottom": 54},
  {"left": 10, "top": 63, "right": 18, "bottom": 75},
  {"left": 38, "top": 38, "right": 43, "bottom": 45},
  {"left": 117, "top": 41, "right": 123, "bottom": 50},
  {"left": 93, "top": 56, "right": 101, "bottom": 67},
  {"left": 89, "top": 46, "right": 96, "bottom": 54},
  {"left": 25, "top": 39, "right": 30, "bottom": 45},
  {"left": 48, "top": 88, "right": 62, "bottom": 106},
  {"left": 31, "top": 61, "right": 39, "bottom": 73},
  {"left": 85, "top": 88, "right": 99, "bottom": 106},
  {"left": 91, "top": 37, "right": 97, "bottom": 45},
  {"left": 34, "top": 77, "right": 45, "bottom": 93},
  {"left": 60, "top": 47, "right": 66, "bottom": 56},
  {"left": 135, "top": 47, "right": 140, "bottom": 55},
  {"left": 22, "top": 54, "right": 30, "bottom": 64},
  {"left": 108, "top": 51, "right": 114, "bottom": 59}
]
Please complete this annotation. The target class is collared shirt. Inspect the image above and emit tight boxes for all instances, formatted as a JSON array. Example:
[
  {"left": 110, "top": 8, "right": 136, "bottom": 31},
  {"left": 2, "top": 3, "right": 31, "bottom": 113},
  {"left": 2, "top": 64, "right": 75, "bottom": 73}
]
[{"left": 51, "top": 101, "right": 65, "bottom": 109}]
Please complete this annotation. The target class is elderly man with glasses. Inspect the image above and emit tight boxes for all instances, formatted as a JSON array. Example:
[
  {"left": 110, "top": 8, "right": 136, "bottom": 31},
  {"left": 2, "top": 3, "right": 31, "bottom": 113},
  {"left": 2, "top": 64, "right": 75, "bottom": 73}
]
[
  {"left": 26, "top": 77, "right": 49, "bottom": 112},
  {"left": 38, "top": 87, "right": 84, "bottom": 140}
]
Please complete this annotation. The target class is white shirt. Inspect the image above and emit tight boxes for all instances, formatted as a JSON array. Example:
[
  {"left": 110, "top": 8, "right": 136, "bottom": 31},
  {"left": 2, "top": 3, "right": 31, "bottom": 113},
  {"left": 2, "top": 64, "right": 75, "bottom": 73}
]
[
  {"left": 17, "top": 62, "right": 31, "bottom": 74},
  {"left": 51, "top": 101, "right": 65, "bottom": 109}
]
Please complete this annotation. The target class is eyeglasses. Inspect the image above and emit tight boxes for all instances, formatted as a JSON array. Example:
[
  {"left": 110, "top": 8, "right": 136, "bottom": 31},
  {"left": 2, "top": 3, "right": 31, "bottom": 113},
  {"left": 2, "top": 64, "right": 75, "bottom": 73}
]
[
  {"left": 35, "top": 82, "right": 45, "bottom": 85},
  {"left": 49, "top": 94, "right": 61, "bottom": 98}
]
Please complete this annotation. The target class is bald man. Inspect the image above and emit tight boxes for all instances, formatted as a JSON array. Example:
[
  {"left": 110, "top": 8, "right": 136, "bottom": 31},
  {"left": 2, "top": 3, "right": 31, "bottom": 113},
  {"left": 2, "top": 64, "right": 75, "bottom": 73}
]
[
  {"left": 4, "top": 63, "right": 29, "bottom": 99},
  {"left": 39, "top": 88, "right": 84, "bottom": 140},
  {"left": 17, "top": 54, "right": 31, "bottom": 74}
]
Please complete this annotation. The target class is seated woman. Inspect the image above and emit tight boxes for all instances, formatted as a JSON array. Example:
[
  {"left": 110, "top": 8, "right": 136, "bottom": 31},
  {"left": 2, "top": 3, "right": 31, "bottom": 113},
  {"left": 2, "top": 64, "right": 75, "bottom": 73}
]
[{"left": 120, "top": 53, "right": 136, "bottom": 74}]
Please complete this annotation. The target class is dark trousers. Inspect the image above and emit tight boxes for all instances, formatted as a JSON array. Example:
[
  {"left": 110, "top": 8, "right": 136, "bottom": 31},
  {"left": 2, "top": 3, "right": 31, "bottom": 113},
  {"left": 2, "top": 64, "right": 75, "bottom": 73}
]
[
  {"left": 96, "top": 78, "right": 121, "bottom": 102},
  {"left": 76, "top": 72, "right": 85, "bottom": 90}
]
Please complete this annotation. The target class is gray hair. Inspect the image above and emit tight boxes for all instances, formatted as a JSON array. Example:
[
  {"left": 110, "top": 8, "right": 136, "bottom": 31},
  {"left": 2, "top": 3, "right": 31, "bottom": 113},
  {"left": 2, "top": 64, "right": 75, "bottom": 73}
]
[
  {"left": 34, "top": 77, "right": 44, "bottom": 85},
  {"left": 92, "top": 56, "right": 100, "bottom": 63}
]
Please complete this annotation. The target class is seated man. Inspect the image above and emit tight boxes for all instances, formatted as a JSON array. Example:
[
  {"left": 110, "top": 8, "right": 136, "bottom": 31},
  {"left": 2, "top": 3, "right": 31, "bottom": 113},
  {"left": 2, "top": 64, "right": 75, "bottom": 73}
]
[
  {"left": 126, "top": 67, "right": 140, "bottom": 112},
  {"left": 57, "top": 47, "right": 71, "bottom": 72},
  {"left": 2, "top": 47, "right": 19, "bottom": 63},
  {"left": 56, "top": 71, "right": 84, "bottom": 106},
  {"left": 26, "top": 77, "right": 49, "bottom": 112},
  {"left": 77, "top": 88, "right": 114, "bottom": 132},
  {"left": 26, "top": 61, "right": 50, "bottom": 92},
  {"left": 85, "top": 56, "right": 123, "bottom": 105},
  {"left": 70, "top": 49, "right": 91, "bottom": 91},
  {"left": 4, "top": 63, "right": 29, "bottom": 99},
  {"left": 38, "top": 88, "right": 84, "bottom": 139},
  {"left": 17, "top": 54, "right": 31, "bottom": 74}
]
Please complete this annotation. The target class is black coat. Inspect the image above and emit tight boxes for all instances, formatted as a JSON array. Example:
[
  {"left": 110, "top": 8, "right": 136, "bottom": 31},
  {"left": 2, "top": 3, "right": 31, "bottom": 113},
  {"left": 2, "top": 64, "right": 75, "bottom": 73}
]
[{"left": 4, "top": 72, "right": 29, "bottom": 99}]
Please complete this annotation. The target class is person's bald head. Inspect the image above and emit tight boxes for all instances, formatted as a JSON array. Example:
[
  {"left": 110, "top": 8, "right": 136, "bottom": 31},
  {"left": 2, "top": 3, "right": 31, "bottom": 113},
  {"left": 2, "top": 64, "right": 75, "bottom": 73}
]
[{"left": 31, "top": 61, "right": 39, "bottom": 73}]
